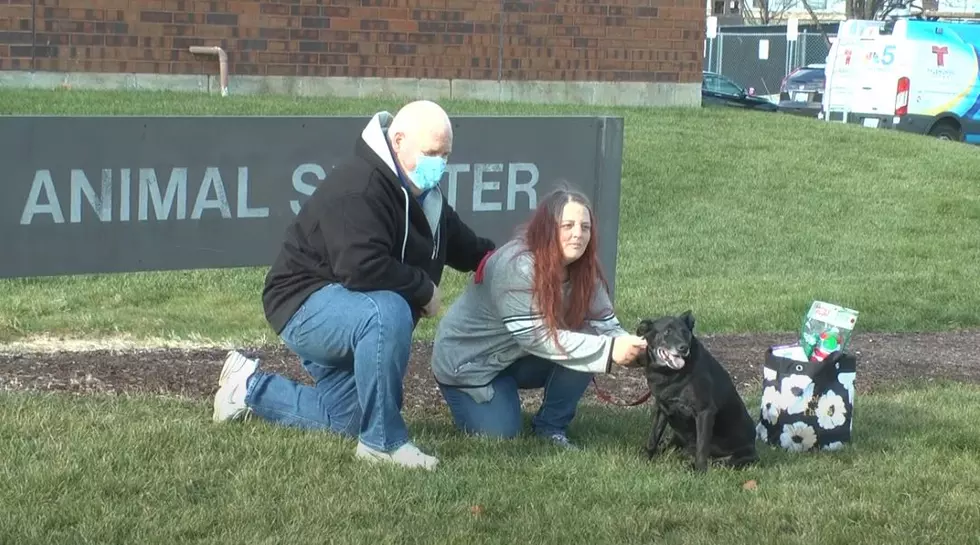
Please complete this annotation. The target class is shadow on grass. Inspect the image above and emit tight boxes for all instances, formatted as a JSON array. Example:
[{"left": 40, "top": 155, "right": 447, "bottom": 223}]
[
  {"left": 547, "top": 379, "right": 980, "bottom": 471},
  {"left": 848, "top": 380, "right": 980, "bottom": 453}
]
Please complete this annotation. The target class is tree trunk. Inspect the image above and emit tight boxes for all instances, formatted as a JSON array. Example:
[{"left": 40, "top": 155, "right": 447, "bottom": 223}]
[
  {"left": 846, "top": 0, "right": 877, "bottom": 19},
  {"left": 800, "top": 0, "right": 833, "bottom": 47}
]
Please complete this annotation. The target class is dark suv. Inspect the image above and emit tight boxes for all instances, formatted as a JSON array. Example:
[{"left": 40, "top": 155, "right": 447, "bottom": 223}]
[{"left": 778, "top": 64, "right": 826, "bottom": 117}]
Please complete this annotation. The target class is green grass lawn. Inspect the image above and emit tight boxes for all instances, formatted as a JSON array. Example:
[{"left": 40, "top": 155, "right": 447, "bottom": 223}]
[
  {"left": 2, "top": 382, "right": 979, "bottom": 545},
  {"left": 3, "top": 89, "right": 980, "bottom": 544},
  {"left": 2, "top": 89, "right": 979, "bottom": 345}
]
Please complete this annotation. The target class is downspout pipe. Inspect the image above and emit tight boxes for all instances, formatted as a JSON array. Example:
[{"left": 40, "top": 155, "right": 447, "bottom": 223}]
[{"left": 189, "top": 46, "right": 229, "bottom": 96}]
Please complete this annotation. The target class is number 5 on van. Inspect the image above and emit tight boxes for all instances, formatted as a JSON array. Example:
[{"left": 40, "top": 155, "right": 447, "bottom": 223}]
[{"left": 880, "top": 45, "right": 895, "bottom": 65}]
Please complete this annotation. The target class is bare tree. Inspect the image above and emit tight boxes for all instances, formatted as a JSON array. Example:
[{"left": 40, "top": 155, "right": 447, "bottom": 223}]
[
  {"left": 799, "top": 0, "right": 834, "bottom": 46},
  {"left": 846, "top": 0, "right": 916, "bottom": 19},
  {"left": 740, "top": 0, "right": 798, "bottom": 25}
]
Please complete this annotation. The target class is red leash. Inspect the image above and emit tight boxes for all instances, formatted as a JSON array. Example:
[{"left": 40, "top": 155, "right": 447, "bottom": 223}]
[
  {"left": 474, "top": 250, "right": 493, "bottom": 284},
  {"left": 590, "top": 376, "right": 652, "bottom": 407}
]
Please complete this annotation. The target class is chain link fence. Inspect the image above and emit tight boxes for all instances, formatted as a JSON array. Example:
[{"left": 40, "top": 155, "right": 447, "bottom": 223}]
[{"left": 704, "top": 30, "right": 837, "bottom": 101}]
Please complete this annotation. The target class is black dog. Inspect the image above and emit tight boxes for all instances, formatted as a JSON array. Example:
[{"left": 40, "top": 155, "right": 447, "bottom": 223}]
[{"left": 632, "top": 310, "right": 758, "bottom": 472}]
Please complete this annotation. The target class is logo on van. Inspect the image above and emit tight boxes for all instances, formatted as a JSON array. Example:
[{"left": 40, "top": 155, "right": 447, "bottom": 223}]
[{"left": 931, "top": 45, "right": 948, "bottom": 67}]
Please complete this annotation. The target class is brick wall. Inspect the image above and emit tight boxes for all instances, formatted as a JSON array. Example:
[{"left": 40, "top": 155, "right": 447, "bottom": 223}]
[{"left": 1, "top": 0, "right": 705, "bottom": 84}]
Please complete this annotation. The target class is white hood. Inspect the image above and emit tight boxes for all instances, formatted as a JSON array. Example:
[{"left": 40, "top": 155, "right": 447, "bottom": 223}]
[{"left": 360, "top": 111, "right": 444, "bottom": 262}]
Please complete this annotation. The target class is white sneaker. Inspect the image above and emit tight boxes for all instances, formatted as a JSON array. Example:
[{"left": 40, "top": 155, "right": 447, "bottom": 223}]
[
  {"left": 355, "top": 441, "right": 440, "bottom": 471},
  {"left": 212, "top": 350, "right": 259, "bottom": 423}
]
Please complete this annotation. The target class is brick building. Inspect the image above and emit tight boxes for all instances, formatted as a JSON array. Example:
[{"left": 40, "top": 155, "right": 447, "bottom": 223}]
[{"left": 0, "top": 0, "right": 705, "bottom": 106}]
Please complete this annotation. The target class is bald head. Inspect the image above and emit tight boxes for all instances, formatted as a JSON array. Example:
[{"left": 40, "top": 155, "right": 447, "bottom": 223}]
[
  {"left": 388, "top": 100, "right": 453, "bottom": 194},
  {"left": 389, "top": 100, "right": 451, "bottom": 137}
]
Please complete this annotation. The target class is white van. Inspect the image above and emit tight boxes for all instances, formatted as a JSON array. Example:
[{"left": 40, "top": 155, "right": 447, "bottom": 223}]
[{"left": 821, "top": 17, "right": 980, "bottom": 144}]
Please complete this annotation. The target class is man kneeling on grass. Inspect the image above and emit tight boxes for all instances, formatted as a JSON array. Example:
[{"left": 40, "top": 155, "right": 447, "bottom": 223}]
[{"left": 210, "top": 99, "right": 496, "bottom": 471}]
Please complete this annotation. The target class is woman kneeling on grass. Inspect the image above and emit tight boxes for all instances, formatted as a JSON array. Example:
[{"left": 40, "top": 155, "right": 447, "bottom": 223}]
[{"left": 429, "top": 184, "right": 648, "bottom": 449}]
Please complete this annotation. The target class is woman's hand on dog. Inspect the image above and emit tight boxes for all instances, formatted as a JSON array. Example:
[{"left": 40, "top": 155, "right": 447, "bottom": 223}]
[{"left": 611, "top": 335, "right": 648, "bottom": 366}]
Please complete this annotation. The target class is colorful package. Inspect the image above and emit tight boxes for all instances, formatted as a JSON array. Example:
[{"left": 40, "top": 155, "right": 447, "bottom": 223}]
[{"left": 800, "top": 301, "right": 859, "bottom": 361}]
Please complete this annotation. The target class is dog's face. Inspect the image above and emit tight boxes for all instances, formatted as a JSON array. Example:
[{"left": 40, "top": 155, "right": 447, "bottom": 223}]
[{"left": 635, "top": 310, "right": 696, "bottom": 371}]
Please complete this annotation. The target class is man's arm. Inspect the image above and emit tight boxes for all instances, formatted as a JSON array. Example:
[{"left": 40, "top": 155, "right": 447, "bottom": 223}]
[
  {"left": 319, "top": 191, "right": 434, "bottom": 309},
  {"left": 489, "top": 252, "right": 614, "bottom": 374},
  {"left": 443, "top": 205, "right": 496, "bottom": 272}
]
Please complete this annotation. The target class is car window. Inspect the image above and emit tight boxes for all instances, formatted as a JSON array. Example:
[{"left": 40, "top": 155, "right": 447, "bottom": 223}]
[
  {"left": 714, "top": 77, "right": 743, "bottom": 95},
  {"left": 704, "top": 75, "right": 742, "bottom": 95}
]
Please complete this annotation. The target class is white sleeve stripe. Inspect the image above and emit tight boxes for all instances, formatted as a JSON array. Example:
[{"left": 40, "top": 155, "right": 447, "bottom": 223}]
[
  {"left": 588, "top": 315, "right": 617, "bottom": 323},
  {"left": 502, "top": 313, "right": 541, "bottom": 325},
  {"left": 502, "top": 320, "right": 538, "bottom": 336}
]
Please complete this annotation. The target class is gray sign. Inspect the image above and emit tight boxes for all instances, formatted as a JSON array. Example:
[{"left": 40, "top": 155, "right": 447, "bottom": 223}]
[{"left": 2, "top": 115, "right": 624, "bottom": 295}]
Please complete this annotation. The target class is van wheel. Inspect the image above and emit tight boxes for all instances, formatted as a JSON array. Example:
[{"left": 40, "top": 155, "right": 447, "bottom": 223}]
[{"left": 929, "top": 121, "right": 962, "bottom": 141}]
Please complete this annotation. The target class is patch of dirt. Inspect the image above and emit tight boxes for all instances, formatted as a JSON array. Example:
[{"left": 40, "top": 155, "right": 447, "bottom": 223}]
[{"left": 2, "top": 330, "right": 979, "bottom": 411}]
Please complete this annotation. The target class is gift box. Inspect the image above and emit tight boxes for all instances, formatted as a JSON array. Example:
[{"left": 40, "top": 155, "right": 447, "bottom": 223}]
[{"left": 756, "top": 345, "right": 857, "bottom": 452}]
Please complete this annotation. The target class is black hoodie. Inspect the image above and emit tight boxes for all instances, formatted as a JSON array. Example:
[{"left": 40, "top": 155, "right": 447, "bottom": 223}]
[{"left": 262, "top": 111, "right": 497, "bottom": 334}]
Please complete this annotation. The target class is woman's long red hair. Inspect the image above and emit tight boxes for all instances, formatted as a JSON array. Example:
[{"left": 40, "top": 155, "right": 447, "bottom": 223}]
[{"left": 516, "top": 185, "right": 611, "bottom": 353}]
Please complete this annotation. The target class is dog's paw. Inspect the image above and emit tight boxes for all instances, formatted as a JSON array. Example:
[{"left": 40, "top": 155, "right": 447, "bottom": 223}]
[
  {"left": 690, "top": 460, "right": 709, "bottom": 473},
  {"left": 644, "top": 447, "right": 659, "bottom": 460},
  {"left": 726, "top": 456, "right": 759, "bottom": 470}
]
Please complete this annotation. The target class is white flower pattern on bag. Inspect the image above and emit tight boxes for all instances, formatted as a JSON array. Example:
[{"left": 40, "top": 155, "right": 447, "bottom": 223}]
[
  {"left": 838, "top": 372, "right": 856, "bottom": 404},
  {"left": 780, "top": 374, "right": 814, "bottom": 415},
  {"left": 780, "top": 421, "right": 817, "bottom": 452},
  {"left": 816, "top": 391, "right": 848, "bottom": 430},
  {"left": 762, "top": 352, "right": 855, "bottom": 453},
  {"left": 760, "top": 386, "right": 781, "bottom": 423}
]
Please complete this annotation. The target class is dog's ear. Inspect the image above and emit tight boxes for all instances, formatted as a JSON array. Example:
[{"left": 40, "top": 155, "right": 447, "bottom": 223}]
[
  {"left": 636, "top": 319, "right": 654, "bottom": 337},
  {"left": 679, "top": 310, "right": 695, "bottom": 332}
]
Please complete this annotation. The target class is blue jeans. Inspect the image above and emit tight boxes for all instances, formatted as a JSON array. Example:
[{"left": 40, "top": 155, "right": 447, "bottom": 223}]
[
  {"left": 437, "top": 356, "right": 592, "bottom": 439},
  {"left": 244, "top": 283, "right": 415, "bottom": 453}
]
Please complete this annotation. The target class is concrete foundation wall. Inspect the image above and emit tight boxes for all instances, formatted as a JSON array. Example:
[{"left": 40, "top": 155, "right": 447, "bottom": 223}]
[{"left": 0, "top": 70, "right": 701, "bottom": 107}]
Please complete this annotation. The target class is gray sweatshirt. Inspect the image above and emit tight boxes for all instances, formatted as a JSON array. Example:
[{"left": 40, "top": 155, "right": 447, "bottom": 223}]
[{"left": 429, "top": 238, "right": 630, "bottom": 403}]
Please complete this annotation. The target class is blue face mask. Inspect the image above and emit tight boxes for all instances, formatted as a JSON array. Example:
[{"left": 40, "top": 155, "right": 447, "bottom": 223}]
[{"left": 410, "top": 154, "right": 447, "bottom": 192}]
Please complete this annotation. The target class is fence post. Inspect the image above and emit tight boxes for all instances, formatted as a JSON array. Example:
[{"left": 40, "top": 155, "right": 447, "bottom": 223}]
[
  {"left": 717, "top": 33, "right": 724, "bottom": 74},
  {"left": 800, "top": 31, "right": 808, "bottom": 67},
  {"left": 784, "top": 36, "right": 790, "bottom": 79},
  {"left": 711, "top": 36, "right": 716, "bottom": 72},
  {"left": 706, "top": 36, "right": 714, "bottom": 73}
]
